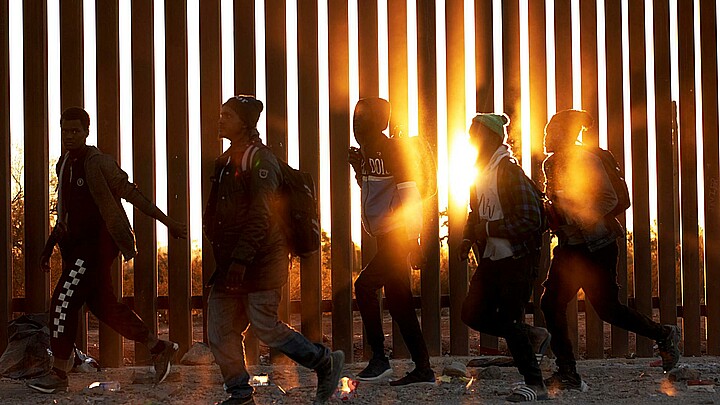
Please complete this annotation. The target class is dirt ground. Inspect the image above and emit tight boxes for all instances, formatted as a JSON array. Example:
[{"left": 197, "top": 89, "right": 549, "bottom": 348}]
[
  {"left": 2, "top": 356, "right": 719, "bottom": 404},
  {"left": 2, "top": 312, "right": 719, "bottom": 404}
]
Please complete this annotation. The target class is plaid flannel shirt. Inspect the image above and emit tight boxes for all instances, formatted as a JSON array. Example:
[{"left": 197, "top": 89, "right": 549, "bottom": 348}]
[{"left": 464, "top": 157, "right": 544, "bottom": 258}]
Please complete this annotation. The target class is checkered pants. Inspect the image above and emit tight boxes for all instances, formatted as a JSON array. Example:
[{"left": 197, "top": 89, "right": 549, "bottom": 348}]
[{"left": 50, "top": 239, "right": 151, "bottom": 363}]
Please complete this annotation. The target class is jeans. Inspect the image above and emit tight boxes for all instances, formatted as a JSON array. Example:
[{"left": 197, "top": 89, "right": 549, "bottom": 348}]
[
  {"left": 461, "top": 254, "right": 543, "bottom": 386},
  {"left": 540, "top": 242, "right": 666, "bottom": 369},
  {"left": 208, "top": 286, "right": 329, "bottom": 398},
  {"left": 354, "top": 229, "right": 430, "bottom": 368}
]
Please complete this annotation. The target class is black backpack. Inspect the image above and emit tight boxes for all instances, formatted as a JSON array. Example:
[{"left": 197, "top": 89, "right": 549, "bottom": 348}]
[
  {"left": 242, "top": 144, "right": 321, "bottom": 257},
  {"left": 581, "top": 145, "right": 631, "bottom": 217}
]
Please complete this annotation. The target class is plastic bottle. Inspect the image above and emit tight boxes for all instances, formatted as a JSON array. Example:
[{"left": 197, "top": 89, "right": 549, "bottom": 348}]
[{"left": 87, "top": 381, "right": 121, "bottom": 392}]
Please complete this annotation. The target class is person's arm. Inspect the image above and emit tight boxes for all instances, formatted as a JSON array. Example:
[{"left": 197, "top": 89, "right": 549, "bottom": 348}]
[{"left": 99, "top": 156, "right": 187, "bottom": 239}]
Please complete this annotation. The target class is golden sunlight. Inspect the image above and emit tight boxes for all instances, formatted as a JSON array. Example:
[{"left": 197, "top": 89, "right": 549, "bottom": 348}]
[{"left": 448, "top": 134, "right": 478, "bottom": 206}]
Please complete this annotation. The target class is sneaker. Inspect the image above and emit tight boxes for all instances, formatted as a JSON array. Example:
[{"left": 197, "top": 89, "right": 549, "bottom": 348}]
[
  {"left": 356, "top": 357, "right": 393, "bottom": 382},
  {"left": 506, "top": 384, "right": 549, "bottom": 402},
  {"left": 314, "top": 350, "right": 345, "bottom": 404},
  {"left": 528, "top": 326, "right": 551, "bottom": 363},
  {"left": 657, "top": 325, "right": 681, "bottom": 372},
  {"left": 26, "top": 369, "right": 69, "bottom": 394},
  {"left": 217, "top": 396, "right": 255, "bottom": 405},
  {"left": 388, "top": 367, "right": 436, "bottom": 386},
  {"left": 152, "top": 340, "right": 179, "bottom": 384},
  {"left": 544, "top": 370, "right": 588, "bottom": 392}
]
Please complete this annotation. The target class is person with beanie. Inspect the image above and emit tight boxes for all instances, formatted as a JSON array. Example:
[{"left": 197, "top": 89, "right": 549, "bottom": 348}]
[
  {"left": 457, "top": 113, "right": 550, "bottom": 402},
  {"left": 27, "top": 107, "right": 187, "bottom": 394},
  {"left": 349, "top": 97, "right": 435, "bottom": 386},
  {"left": 540, "top": 109, "right": 681, "bottom": 391},
  {"left": 204, "top": 96, "right": 344, "bottom": 405}
]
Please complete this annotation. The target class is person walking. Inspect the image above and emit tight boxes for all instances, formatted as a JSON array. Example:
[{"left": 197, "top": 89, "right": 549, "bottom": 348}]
[
  {"left": 457, "top": 113, "right": 550, "bottom": 402},
  {"left": 28, "top": 107, "right": 187, "bottom": 393},
  {"left": 204, "top": 95, "right": 344, "bottom": 405},
  {"left": 349, "top": 97, "right": 435, "bottom": 386},
  {"left": 540, "top": 109, "right": 681, "bottom": 391}
]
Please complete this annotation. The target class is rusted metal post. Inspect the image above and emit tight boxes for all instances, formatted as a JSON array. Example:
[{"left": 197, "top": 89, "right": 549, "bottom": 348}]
[
  {"left": 528, "top": 0, "right": 549, "bottom": 333},
  {"left": 700, "top": 0, "right": 720, "bottom": 356},
  {"left": 652, "top": 0, "right": 679, "bottom": 332},
  {"left": 23, "top": 0, "right": 50, "bottom": 315},
  {"left": 604, "top": 0, "right": 628, "bottom": 357},
  {"left": 328, "top": 0, "right": 354, "bottom": 362},
  {"left": 0, "top": 0, "right": 11, "bottom": 354},
  {"left": 580, "top": 0, "right": 603, "bottom": 359},
  {"left": 199, "top": 0, "right": 222, "bottom": 345},
  {"left": 264, "top": 0, "right": 291, "bottom": 365},
  {"left": 628, "top": 0, "right": 653, "bottom": 357},
  {"left": 164, "top": 0, "right": 192, "bottom": 358},
  {"left": 554, "top": 0, "right": 578, "bottom": 356},
  {"left": 417, "top": 0, "right": 441, "bottom": 357},
  {"left": 357, "top": 0, "right": 379, "bottom": 361},
  {"left": 446, "top": 0, "right": 468, "bottom": 356},
  {"left": 297, "top": 0, "right": 322, "bottom": 345},
  {"left": 677, "top": 0, "right": 701, "bottom": 357},
  {"left": 232, "top": 0, "right": 260, "bottom": 364},
  {"left": 473, "top": 0, "right": 498, "bottom": 352},
  {"left": 131, "top": 0, "right": 158, "bottom": 366},
  {"left": 387, "top": 0, "right": 410, "bottom": 359},
  {"left": 95, "top": 0, "right": 123, "bottom": 367}
]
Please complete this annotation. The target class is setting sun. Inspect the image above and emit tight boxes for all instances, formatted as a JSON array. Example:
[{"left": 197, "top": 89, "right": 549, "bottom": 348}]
[{"left": 448, "top": 133, "right": 478, "bottom": 207}]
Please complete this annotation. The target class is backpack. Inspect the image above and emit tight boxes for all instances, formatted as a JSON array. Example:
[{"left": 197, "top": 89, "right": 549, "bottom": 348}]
[
  {"left": 242, "top": 144, "right": 321, "bottom": 258},
  {"left": 581, "top": 145, "right": 631, "bottom": 217}
]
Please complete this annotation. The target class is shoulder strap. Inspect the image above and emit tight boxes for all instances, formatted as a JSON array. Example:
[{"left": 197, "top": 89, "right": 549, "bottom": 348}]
[{"left": 240, "top": 143, "right": 262, "bottom": 172}]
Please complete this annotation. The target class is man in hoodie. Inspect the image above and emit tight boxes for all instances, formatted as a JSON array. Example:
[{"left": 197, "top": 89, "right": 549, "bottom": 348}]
[
  {"left": 204, "top": 95, "right": 343, "bottom": 405},
  {"left": 28, "top": 107, "right": 187, "bottom": 394},
  {"left": 540, "top": 109, "right": 680, "bottom": 391},
  {"left": 457, "top": 113, "right": 549, "bottom": 402},
  {"left": 348, "top": 97, "right": 434, "bottom": 386}
]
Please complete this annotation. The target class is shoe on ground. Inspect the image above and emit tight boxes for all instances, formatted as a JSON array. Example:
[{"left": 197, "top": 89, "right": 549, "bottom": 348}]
[
  {"left": 528, "top": 326, "right": 551, "bottom": 363},
  {"left": 314, "top": 350, "right": 345, "bottom": 404},
  {"left": 217, "top": 395, "right": 255, "bottom": 405},
  {"left": 544, "top": 370, "right": 588, "bottom": 392},
  {"left": 389, "top": 367, "right": 436, "bottom": 386},
  {"left": 26, "top": 369, "right": 69, "bottom": 394},
  {"left": 152, "top": 340, "right": 179, "bottom": 384},
  {"left": 506, "top": 384, "right": 549, "bottom": 402},
  {"left": 356, "top": 357, "right": 393, "bottom": 382},
  {"left": 657, "top": 325, "right": 681, "bottom": 372}
]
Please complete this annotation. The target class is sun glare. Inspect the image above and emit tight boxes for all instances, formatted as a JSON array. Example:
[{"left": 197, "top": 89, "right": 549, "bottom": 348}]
[{"left": 448, "top": 134, "right": 478, "bottom": 206}]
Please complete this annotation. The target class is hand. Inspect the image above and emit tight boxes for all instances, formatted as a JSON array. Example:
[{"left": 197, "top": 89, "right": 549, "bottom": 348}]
[
  {"left": 456, "top": 239, "right": 474, "bottom": 262},
  {"left": 348, "top": 147, "right": 363, "bottom": 174},
  {"left": 473, "top": 219, "right": 489, "bottom": 243},
  {"left": 224, "top": 262, "right": 246, "bottom": 292},
  {"left": 408, "top": 243, "right": 426, "bottom": 270},
  {"left": 168, "top": 219, "right": 188, "bottom": 239},
  {"left": 40, "top": 252, "right": 52, "bottom": 273},
  {"left": 54, "top": 221, "right": 68, "bottom": 241}
]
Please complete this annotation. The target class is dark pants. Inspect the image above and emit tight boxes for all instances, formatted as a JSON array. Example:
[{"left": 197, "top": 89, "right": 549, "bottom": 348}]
[
  {"left": 51, "top": 238, "right": 151, "bottom": 365},
  {"left": 354, "top": 229, "right": 430, "bottom": 368},
  {"left": 461, "top": 254, "right": 543, "bottom": 386},
  {"left": 540, "top": 242, "right": 666, "bottom": 369}
]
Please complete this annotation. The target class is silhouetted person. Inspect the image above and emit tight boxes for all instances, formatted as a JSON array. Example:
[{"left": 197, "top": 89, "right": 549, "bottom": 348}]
[
  {"left": 204, "top": 96, "right": 343, "bottom": 405},
  {"left": 540, "top": 109, "right": 681, "bottom": 391},
  {"left": 28, "top": 107, "right": 186, "bottom": 394},
  {"left": 349, "top": 97, "right": 435, "bottom": 386},
  {"left": 457, "top": 113, "right": 549, "bottom": 402}
]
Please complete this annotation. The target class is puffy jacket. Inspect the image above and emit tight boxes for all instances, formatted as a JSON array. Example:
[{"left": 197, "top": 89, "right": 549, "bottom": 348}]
[{"left": 204, "top": 141, "right": 288, "bottom": 292}]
